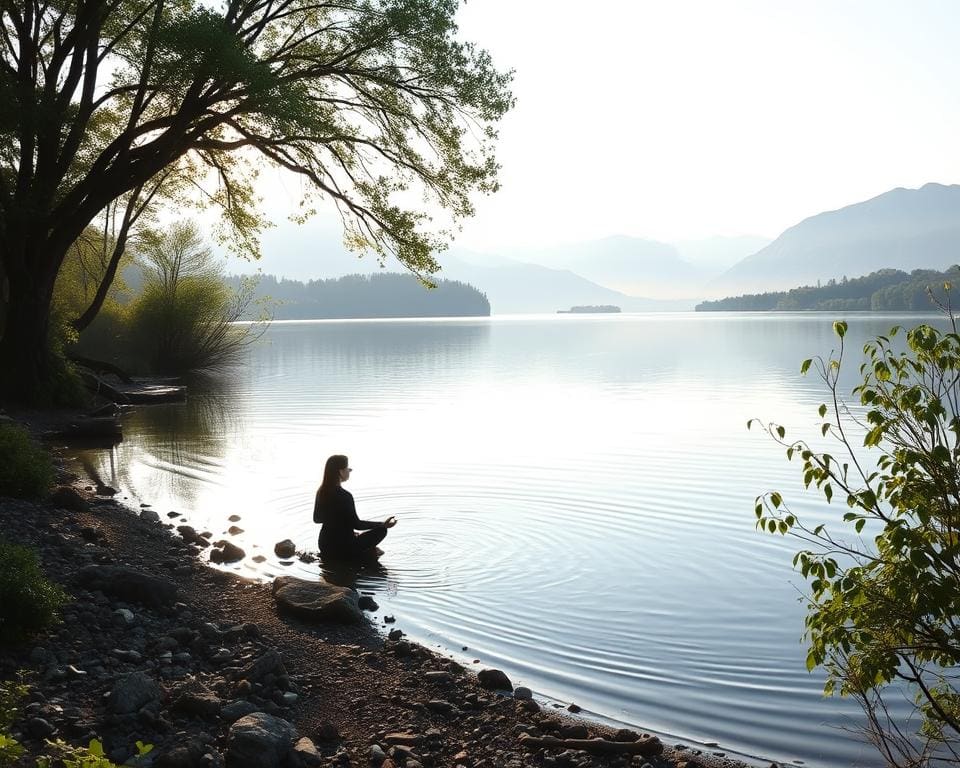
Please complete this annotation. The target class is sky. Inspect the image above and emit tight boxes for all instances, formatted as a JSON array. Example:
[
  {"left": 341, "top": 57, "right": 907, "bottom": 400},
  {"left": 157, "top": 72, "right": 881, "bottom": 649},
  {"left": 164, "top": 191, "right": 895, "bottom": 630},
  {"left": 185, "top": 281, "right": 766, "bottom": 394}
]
[{"left": 227, "top": 0, "right": 960, "bottom": 273}]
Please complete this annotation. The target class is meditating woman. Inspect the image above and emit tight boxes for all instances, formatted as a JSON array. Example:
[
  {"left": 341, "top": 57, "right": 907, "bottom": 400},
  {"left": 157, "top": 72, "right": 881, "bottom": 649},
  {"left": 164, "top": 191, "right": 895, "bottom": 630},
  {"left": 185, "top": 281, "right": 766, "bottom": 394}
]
[{"left": 314, "top": 454, "right": 396, "bottom": 559}]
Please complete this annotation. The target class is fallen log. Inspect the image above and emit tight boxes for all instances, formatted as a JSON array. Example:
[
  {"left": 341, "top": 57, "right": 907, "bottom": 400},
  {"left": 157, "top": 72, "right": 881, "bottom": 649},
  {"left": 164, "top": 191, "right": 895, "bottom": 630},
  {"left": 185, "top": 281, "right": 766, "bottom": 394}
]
[
  {"left": 518, "top": 734, "right": 663, "bottom": 756},
  {"left": 68, "top": 354, "right": 135, "bottom": 384}
]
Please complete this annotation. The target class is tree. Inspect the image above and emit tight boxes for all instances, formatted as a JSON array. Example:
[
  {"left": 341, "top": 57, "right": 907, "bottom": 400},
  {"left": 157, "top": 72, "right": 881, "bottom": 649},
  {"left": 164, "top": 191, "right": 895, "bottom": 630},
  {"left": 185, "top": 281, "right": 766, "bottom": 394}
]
[
  {"left": 0, "top": 0, "right": 513, "bottom": 400},
  {"left": 751, "top": 304, "right": 960, "bottom": 766},
  {"left": 126, "top": 219, "right": 261, "bottom": 373}
]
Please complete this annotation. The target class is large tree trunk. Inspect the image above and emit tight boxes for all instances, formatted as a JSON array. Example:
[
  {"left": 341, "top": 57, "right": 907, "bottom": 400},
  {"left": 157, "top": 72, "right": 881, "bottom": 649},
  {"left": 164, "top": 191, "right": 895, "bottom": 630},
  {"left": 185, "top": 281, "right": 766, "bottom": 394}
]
[{"left": 0, "top": 237, "right": 59, "bottom": 404}]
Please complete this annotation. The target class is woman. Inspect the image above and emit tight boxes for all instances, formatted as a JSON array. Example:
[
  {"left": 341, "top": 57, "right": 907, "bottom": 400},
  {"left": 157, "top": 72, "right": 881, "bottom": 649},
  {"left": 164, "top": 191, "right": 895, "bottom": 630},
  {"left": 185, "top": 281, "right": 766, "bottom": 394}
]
[{"left": 314, "top": 454, "right": 396, "bottom": 559}]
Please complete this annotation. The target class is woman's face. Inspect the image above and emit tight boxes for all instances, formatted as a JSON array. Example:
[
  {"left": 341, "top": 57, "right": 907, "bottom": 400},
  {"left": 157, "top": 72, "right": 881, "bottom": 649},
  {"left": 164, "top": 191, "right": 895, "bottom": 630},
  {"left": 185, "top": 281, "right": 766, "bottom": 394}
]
[{"left": 338, "top": 465, "right": 352, "bottom": 483}]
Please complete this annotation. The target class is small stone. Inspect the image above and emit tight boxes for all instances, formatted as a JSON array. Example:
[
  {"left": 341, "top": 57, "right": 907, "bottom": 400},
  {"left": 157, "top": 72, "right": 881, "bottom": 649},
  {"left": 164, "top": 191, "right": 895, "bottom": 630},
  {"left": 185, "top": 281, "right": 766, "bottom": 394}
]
[
  {"left": 387, "top": 629, "right": 404, "bottom": 641},
  {"left": 369, "top": 744, "right": 387, "bottom": 766},
  {"left": 228, "top": 514, "right": 242, "bottom": 522},
  {"left": 514, "top": 686, "right": 533, "bottom": 700},
  {"left": 273, "top": 539, "right": 296, "bottom": 558},
  {"left": 280, "top": 692, "right": 298, "bottom": 706},
  {"left": 140, "top": 508, "right": 160, "bottom": 523},
  {"left": 567, "top": 702, "right": 582, "bottom": 713},
  {"left": 228, "top": 525, "right": 244, "bottom": 535},
  {"left": 424, "top": 671, "right": 451, "bottom": 684},
  {"left": 113, "top": 608, "right": 135, "bottom": 625},
  {"left": 384, "top": 615, "right": 396, "bottom": 623},
  {"left": 358, "top": 595, "right": 378, "bottom": 611},
  {"left": 293, "top": 737, "right": 322, "bottom": 767},
  {"left": 477, "top": 668, "right": 513, "bottom": 691}
]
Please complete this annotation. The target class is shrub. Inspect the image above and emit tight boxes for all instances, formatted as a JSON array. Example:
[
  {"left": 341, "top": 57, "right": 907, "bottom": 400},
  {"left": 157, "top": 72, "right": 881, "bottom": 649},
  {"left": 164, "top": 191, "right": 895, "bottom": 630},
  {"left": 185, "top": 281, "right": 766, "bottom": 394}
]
[
  {"left": 753, "top": 316, "right": 960, "bottom": 765},
  {"left": 0, "top": 424, "right": 54, "bottom": 499},
  {"left": 0, "top": 540, "right": 67, "bottom": 645}
]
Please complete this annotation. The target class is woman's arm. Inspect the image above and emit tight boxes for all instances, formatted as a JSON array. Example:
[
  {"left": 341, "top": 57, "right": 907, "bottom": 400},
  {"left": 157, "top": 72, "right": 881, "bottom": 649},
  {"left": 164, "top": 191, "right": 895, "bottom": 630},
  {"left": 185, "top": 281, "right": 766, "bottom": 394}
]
[{"left": 345, "top": 490, "right": 385, "bottom": 530}]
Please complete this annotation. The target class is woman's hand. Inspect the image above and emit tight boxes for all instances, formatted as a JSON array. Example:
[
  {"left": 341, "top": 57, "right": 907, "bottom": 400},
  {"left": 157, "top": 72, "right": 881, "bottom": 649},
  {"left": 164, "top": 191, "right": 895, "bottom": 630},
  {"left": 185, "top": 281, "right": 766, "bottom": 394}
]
[{"left": 384, "top": 516, "right": 398, "bottom": 528}]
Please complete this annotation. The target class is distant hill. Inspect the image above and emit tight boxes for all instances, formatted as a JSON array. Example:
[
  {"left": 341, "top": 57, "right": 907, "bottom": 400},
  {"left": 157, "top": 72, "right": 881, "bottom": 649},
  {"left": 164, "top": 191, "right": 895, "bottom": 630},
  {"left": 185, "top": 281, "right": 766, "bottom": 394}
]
[
  {"left": 671, "top": 235, "right": 772, "bottom": 271},
  {"left": 696, "top": 266, "right": 959, "bottom": 312},
  {"left": 230, "top": 272, "right": 490, "bottom": 319},
  {"left": 708, "top": 183, "right": 960, "bottom": 297},
  {"left": 437, "top": 254, "right": 693, "bottom": 313},
  {"left": 505, "top": 236, "right": 703, "bottom": 298}
]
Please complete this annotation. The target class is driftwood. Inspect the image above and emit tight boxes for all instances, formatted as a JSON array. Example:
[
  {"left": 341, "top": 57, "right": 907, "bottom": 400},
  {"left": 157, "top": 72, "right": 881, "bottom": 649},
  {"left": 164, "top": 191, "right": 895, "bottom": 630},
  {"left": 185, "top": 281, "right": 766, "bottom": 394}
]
[
  {"left": 68, "top": 354, "right": 135, "bottom": 384},
  {"left": 518, "top": 734, "right": 663, "bottom": 756}
]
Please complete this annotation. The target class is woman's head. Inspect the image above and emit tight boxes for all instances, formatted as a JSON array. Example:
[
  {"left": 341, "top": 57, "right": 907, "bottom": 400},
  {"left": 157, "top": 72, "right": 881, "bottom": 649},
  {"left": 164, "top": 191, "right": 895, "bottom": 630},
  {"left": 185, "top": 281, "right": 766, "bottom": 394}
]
[{"left": 321, "top": 454, "right": 350, "bottom": 494}]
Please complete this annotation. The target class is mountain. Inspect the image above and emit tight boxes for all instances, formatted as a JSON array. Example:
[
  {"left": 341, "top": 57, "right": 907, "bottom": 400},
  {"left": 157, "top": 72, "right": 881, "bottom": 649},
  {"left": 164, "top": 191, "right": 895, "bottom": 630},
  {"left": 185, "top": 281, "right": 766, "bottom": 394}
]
[
  {"left": 671, "top": 235, "right": 772, "bottom": 271},
  {"left": 437, "top": 254, "right": 692, "bottom": 313},
  {"left": 503, "top": 236, "right": 705, "bottom": 299},
  {"left": 708, "top": 183, "right": 960, "bottom": 297}
]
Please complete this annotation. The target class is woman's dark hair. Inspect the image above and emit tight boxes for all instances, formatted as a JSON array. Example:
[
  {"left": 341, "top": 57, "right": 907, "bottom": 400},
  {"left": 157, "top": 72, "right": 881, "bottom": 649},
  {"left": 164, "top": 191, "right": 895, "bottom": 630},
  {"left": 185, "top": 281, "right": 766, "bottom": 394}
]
[{"left": 318, "top": 454, "right": 348, "bottom": 502}]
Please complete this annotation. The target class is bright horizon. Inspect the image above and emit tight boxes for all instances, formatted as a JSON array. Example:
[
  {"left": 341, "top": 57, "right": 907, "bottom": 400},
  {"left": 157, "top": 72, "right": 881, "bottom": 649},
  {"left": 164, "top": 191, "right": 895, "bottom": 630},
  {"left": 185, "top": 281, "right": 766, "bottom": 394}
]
[{"left": 219, "top": 0, "right": 960, "bottom": 277}]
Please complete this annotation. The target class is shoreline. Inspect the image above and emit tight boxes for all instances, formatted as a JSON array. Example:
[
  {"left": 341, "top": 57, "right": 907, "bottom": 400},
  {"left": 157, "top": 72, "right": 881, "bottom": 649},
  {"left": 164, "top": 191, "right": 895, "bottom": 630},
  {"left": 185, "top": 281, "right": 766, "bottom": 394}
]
[{"left": 1, "top": 412, "right": 765, "bottom": 768}]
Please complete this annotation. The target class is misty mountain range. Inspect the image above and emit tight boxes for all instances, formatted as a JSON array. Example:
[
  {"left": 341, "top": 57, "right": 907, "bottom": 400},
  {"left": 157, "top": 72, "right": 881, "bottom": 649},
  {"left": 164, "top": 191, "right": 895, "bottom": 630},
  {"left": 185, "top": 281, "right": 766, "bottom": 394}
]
[{"left": 231, "top": 182, "right": 960, "bottom": 313}]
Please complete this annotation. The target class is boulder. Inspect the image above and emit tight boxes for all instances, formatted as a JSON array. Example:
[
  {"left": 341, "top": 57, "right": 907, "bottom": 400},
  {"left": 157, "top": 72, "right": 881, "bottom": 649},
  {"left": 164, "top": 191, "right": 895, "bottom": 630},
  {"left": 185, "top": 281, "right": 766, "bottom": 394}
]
[
  {"left": 140, "top": 508, "right": 161, "bottom": 523},
  {"left": 272, "top": 576, "right": 363, "bottom": 624},
  {"left": 110, "top": 671, "right": 160, "bottom": 714},
  {"left": 273, "top": 539, "right": 296, "bottom": 558},
  {"left": 225, "top": 712, "right": 297, "bottom": 768},
  {"left": 477, "top": 668, "right": 513, "bottom": 692},
  {"left": 75, "top": 565, "right": 178, "bottom": 608}
]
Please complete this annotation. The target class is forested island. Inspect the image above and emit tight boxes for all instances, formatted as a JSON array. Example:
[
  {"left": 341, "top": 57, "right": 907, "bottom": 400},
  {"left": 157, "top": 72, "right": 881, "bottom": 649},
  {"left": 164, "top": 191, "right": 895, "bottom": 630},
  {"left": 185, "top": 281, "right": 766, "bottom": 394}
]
[
  {"left": 696, "top": 266, "right": 960, "bottom": 311},
  {"left": 230, "top": 272, "right": 490, "bottom": 320},
  {"left": 557, "top": 305, "right": 621, "bottom": 314}
]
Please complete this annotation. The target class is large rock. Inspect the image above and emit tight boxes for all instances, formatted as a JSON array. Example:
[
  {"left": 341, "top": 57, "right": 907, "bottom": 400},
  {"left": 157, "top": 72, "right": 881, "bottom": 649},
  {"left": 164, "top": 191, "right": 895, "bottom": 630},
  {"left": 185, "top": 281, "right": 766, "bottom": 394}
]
[
  {"left": 272, "top": 576, "right": 363, "bottom": 624},
  {"left": 75, "top": 565, "right": 178, "bottom": 608},
  {"left": 225, "top": 712, "right": 297, "bottom": 768},
  {"left": 110, "top": 672, "right": 161, "bottom": 714}
]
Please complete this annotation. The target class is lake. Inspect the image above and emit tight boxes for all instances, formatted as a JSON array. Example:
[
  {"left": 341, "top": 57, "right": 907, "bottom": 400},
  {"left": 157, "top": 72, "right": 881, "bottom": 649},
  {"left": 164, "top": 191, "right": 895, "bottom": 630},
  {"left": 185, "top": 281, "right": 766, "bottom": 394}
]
[{"left": 76, "top": 312, "right": 943, "bottom": 767}]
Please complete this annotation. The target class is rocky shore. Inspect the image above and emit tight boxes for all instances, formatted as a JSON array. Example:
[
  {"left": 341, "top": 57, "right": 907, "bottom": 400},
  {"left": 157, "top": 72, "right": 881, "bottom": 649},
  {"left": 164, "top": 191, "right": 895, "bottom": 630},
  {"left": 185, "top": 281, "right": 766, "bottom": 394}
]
[{"left": 0, "top": 456, "right": 761, "bottom": 768}]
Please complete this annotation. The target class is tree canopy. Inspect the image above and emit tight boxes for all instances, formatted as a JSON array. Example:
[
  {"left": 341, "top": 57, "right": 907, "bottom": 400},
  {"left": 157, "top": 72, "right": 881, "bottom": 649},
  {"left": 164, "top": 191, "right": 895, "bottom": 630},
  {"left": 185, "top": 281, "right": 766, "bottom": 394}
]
[{"left": 0, "top": 0, "right": 513, "bottom": 400}]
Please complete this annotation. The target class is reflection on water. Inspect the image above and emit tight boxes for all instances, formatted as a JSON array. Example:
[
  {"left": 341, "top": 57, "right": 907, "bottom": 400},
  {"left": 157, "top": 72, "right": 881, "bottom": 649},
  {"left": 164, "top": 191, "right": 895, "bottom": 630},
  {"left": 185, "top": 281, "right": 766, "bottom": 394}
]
[
  {"left": 71, "top": 314, "right": 953, "bottom": 768},
  {"left": 320, "top": 556, "right": 390, "bottom": 591}
]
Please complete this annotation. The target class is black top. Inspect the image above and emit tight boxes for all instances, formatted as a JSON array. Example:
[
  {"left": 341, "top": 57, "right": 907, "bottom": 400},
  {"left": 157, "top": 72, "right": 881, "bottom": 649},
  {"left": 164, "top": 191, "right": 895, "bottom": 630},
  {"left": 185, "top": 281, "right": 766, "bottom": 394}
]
[{"left": 314, "top": 486, "right": 381, "bottom": 551}]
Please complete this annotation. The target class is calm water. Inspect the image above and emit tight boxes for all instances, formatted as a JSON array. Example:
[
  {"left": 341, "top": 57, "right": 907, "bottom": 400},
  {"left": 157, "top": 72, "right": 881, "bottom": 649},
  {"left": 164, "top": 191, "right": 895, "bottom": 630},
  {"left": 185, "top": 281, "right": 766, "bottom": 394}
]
[{"left": 77, "top": 313, "right": 945, "bottom": 767}]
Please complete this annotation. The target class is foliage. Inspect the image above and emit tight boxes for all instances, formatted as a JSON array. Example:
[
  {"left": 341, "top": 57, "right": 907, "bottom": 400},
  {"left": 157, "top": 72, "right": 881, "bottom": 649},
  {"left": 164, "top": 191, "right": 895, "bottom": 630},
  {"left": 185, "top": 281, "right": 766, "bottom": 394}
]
[
  {"left": 0, "top": 0, "right": 514, "bottom": 399},
  {"left": 125, "top": 221, "right": 263, "bottom": 374},
  {"left": 0, "top": 539, "right": 67, "bottom": 645},
  {"left": 0, "top": 678, "right": 28, "bottom": 767},
  {"left": 697, "top": 266, "right": 960, "bottom": 311},
  {"left": 0, "top": 424, "right": 54, "bottom": 499},
  {"left": 751, "top": 305, "right": 960, "bottom": 765},
  {"left": 228, "top": 272, "right": 490, "bottom": 319},
  {"left": 37, "top": 738, "right": 152, "bottom": 768}
]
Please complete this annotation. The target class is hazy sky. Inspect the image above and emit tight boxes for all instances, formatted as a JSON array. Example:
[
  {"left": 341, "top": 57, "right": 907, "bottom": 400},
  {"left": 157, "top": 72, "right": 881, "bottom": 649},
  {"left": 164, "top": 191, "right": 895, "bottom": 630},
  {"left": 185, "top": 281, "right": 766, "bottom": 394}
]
[{"left": 233, "top": 0, "right": 960, "bottom": 271}]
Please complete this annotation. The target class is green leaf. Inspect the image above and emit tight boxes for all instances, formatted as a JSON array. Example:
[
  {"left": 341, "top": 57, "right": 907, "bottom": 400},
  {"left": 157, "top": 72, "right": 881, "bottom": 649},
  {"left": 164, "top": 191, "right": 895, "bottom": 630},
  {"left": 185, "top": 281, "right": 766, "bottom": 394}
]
[
  {"left": 818, "top": 403, "right": 827, "bottom": 418},
  {"left": 833, "top": 320, "right": 847, "bottom": 338},
  {"left": 855, "top": 518, "right": 865, "bottom": 533},
  {"left": 88, "top": 740, "right": 104, "bottom": 758},
  {"left": 770, "top": 492, "right": 782, "bottom": 509},
  {"left": 776, "top": 425, "right": 785, "bottom": 439},
  {"left": 824, "top": 484, "right": 833, "bottom": 503},
  {"left": 800, "top": 358, "right": 812, "bottom": 375}
]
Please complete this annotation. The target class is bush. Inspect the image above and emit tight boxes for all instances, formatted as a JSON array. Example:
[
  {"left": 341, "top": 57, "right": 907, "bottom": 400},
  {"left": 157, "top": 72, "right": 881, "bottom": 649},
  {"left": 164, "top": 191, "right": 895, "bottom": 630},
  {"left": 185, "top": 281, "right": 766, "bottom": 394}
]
[
  {"left": 0, "top": 424, "right": 54, "bottom": 499},
  {"left": 753, "top": 317, "right": 960, "bottom": 765},
  {"left": 0, "top": 539, "right": 67, "bottom": 645}
]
